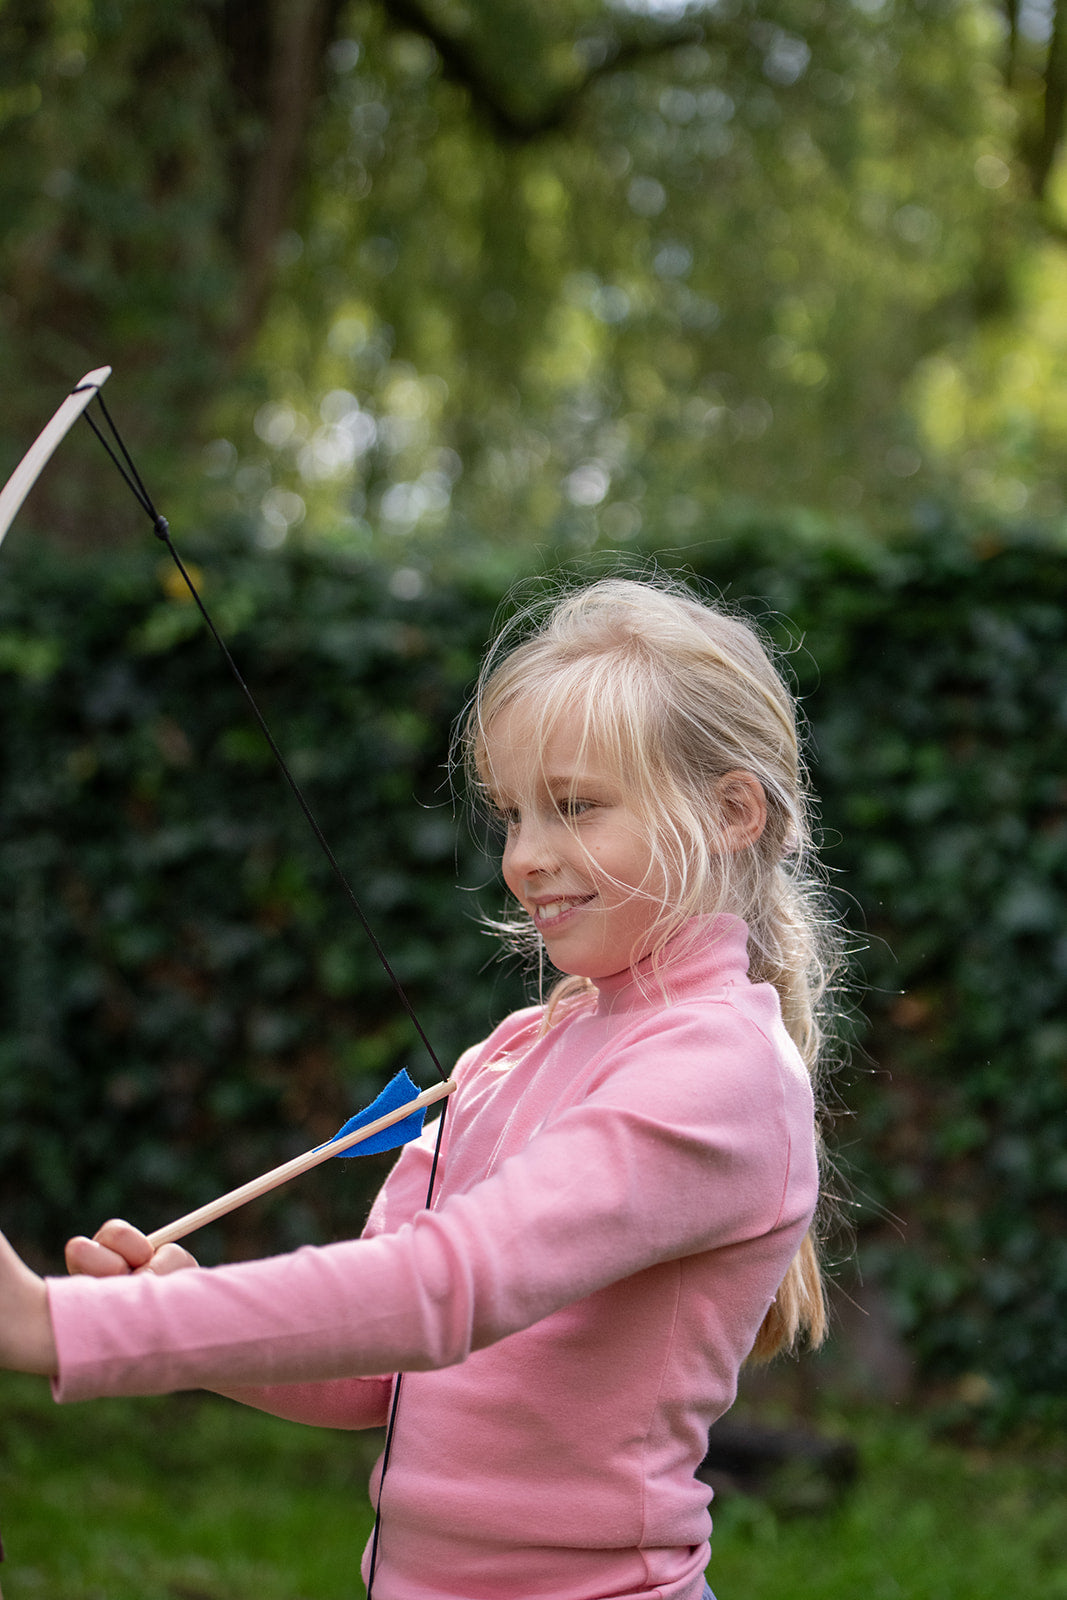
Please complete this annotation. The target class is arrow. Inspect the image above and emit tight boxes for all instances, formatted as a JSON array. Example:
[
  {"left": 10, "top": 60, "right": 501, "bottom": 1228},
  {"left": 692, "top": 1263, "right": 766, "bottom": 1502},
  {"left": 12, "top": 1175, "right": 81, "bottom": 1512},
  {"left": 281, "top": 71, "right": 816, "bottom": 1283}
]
[
  {"left": 0, "top": 370, "right": 454, "bottom": 1595},
  {"left": 148, "top": 1071, "right": 456, "bottom": 1248},
  {"left": 0, "top": 367, "right": 112, "bottom": 547}
]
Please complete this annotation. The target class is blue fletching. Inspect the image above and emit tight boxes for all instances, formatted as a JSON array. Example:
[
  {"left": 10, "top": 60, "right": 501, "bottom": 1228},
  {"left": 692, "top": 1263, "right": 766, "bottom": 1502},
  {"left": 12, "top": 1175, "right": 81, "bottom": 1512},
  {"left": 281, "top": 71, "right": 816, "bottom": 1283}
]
[{"left": 325, "top": 1068, "right": 426, "bottom": 1158}]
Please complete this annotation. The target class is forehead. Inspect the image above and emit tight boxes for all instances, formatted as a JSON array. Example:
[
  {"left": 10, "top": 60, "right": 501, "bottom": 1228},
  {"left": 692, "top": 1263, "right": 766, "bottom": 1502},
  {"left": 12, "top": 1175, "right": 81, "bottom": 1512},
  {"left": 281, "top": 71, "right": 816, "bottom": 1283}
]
[{"left": 481, "top": 699, "right": 617, "bottom": 797}]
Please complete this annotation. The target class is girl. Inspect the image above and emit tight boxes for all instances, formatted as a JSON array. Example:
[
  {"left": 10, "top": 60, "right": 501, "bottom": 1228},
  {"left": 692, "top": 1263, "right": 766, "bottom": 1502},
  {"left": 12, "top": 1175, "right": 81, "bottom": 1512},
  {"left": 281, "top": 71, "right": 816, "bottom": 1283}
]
[{"left": 0, "top": 575, "right": 837, "bottom": 1600}]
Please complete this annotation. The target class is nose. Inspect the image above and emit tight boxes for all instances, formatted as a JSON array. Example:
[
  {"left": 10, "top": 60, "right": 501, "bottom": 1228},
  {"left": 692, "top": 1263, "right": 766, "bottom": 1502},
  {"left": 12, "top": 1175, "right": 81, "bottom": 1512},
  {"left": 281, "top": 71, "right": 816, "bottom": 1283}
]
[{"left": 502, "top": 812, "right": 557, "bottom": 885}]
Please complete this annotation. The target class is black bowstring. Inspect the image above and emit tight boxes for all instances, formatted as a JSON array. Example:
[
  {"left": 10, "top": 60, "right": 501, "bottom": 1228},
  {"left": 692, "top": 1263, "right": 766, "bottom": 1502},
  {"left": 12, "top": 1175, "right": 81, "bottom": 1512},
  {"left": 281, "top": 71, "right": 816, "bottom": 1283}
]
[
  {"left": 82, "top": 386, "right": 451, "bottom": 1595},
  {"left": 83, "top": 394, "right": 447, "bottom": 1087}
]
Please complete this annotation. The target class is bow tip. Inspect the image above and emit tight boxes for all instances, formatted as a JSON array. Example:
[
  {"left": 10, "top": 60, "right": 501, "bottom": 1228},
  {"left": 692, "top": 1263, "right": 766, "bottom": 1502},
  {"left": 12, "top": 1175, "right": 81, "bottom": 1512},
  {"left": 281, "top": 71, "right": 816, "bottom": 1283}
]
[{"left": 75, "top": 365, "right": 112, "bottom": 392}]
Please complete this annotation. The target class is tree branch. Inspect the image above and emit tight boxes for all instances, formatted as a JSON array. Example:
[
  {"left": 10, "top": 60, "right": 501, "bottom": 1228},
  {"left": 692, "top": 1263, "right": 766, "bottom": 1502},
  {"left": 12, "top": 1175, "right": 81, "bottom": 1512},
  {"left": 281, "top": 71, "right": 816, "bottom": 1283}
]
[
  {"left": 212, "top": 0, "right": 719, "bottom": 356},
  {"left": 1028, "top": 0, "right": 1067, "bottom": 199},
  {"left": 221, "top": 0, "right": 350, "bottom": 351},
  {"left": 1001, "top": 0, "right": 1020, "bottom": 88},
  {"left": 375, "top": 0, "right": 709, "bottom": 141}
]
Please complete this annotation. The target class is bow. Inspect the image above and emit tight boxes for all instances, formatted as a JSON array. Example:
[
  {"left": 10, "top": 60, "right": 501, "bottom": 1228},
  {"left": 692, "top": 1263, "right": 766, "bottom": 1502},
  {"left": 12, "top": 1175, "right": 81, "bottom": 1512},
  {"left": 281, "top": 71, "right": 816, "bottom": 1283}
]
[
  {"left": 0, "top": 368, "right": 455, "bottom": 1595},
  {"left": 0, "top": 367, "right": 112, "bottom": 546}
]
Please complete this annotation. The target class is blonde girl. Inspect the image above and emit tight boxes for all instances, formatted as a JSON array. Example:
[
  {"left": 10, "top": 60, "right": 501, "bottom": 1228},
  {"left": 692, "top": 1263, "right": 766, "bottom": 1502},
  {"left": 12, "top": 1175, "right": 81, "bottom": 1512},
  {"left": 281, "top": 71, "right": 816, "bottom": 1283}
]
[{"left": 0, "top": 575, "right": 836, "bottom": 1600}]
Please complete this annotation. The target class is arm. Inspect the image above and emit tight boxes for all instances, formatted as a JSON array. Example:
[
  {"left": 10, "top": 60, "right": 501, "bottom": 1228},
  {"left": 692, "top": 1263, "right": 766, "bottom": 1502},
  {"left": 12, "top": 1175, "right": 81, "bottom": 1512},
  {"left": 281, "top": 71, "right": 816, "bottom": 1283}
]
[
  {"left": 46, "top": 1005, "right": 816, "bottom": 1404},
  {"left": 212, "top": 1126, "right": 444, "bottom": 1428},
  {"left": 217, "top": 1375, "right": 393, "bottom": 1429},
  {"left": 0, "top": 1041, "right": 467, "bottom": 1389},
  {"left": 1, "top": 1221, "right": 392, "bottom": 1424},
  {"left": 0, "top": 1230, "right": 57, "bottom": 1376},
  {"left": 64, "top": 1221, "right": 392, "bottom": 1428}
]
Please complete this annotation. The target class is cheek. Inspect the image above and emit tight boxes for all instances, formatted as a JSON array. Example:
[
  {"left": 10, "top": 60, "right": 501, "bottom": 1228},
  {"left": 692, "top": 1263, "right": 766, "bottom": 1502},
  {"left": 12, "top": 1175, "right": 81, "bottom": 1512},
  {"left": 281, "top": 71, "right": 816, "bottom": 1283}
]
[
  {"left": 611, "top": 828, "right": 660, "bottom": 882},
  {"left": 590, "top": 844, "right": 657, "bottom": 903}
]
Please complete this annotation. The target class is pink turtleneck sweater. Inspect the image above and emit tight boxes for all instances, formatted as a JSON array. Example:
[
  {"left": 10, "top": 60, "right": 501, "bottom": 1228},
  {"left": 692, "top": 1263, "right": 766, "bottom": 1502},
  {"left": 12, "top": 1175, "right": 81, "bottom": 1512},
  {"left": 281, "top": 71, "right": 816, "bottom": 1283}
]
[{"left": 47, "top": 915, "right": 818, "bottom": 1600}]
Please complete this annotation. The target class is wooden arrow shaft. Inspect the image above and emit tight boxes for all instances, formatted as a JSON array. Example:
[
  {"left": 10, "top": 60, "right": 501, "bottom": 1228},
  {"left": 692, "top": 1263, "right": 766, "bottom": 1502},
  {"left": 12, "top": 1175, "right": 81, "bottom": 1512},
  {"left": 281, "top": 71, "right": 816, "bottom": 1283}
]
[{"left": 147, "top": 1077, "right": 456, "bottom": 1248}]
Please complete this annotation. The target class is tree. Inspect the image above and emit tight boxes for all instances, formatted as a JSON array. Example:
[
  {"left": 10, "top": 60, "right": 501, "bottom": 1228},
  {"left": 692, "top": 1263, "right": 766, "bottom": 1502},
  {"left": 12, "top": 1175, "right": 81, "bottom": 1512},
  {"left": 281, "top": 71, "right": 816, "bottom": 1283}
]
[{"left": 1, "top": 2, "right": 1065, "bottom": 561}]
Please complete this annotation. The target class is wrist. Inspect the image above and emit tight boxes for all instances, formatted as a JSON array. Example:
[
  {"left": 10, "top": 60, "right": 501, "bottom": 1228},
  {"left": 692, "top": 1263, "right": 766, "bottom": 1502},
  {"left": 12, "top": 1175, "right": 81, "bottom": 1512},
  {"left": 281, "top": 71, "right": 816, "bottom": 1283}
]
[
  {"left": 0, "top": 1233, "right": 59, "bottom": 1376},
  {"left": 23, "top": 1275, "right": 59, "bottom": 1376}
]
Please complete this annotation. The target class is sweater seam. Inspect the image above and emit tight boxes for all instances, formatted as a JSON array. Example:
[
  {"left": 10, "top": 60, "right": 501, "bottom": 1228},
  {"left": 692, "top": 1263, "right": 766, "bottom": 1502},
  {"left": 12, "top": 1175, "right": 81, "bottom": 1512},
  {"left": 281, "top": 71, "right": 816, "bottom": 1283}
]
[{"left": 638, "top": 1253, "right": 685, "bottom": 1572}]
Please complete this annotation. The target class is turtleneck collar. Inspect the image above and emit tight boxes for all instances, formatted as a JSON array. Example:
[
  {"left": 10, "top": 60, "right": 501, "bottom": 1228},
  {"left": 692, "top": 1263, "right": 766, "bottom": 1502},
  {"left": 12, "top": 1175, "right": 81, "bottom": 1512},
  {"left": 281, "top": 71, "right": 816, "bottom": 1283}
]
[{"left": 592, "top": 913, "right": 751, "bottom": 1017}]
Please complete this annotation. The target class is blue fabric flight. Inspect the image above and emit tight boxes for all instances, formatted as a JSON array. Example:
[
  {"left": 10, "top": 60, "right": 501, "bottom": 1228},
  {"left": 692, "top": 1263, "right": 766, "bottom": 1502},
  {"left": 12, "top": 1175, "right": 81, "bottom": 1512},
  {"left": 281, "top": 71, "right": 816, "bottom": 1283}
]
[
  {"left": 149, "top": 1069, "right": 452, "bottom": 1251},
  {"left": 325, "top": 1068, "right": 427, "bottom": 1157}
]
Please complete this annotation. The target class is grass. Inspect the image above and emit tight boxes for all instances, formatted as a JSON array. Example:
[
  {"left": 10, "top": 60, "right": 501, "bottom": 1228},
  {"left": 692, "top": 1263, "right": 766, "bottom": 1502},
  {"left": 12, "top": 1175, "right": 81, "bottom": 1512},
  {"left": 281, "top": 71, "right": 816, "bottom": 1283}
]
[
  {"left": 2, "top": 1374, "right": 1066, "bottom": 1599},
  {"left": 0, "top": 1374, "right": 380, "bottom": 1598},
  {"left": 709, "top": 1409, "right": 1067, "bottom": 1600}
]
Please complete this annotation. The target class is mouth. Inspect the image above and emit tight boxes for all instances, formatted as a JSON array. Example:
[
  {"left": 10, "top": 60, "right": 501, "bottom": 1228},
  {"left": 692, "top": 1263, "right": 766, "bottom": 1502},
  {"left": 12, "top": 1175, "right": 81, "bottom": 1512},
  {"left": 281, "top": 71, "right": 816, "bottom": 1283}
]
[{"left": 530, "top": 895, "right": 595, "bottom": 930}]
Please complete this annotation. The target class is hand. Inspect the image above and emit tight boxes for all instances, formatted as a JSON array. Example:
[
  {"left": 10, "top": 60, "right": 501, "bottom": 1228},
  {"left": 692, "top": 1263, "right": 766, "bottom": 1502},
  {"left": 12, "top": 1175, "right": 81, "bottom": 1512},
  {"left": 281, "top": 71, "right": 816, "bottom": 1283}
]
[
  {"left": 65, "top": 1218, "right": 198, "bottom": 1278},
  {"left": 0, "top": 1229, "right": 57, "bottom": 1375}
]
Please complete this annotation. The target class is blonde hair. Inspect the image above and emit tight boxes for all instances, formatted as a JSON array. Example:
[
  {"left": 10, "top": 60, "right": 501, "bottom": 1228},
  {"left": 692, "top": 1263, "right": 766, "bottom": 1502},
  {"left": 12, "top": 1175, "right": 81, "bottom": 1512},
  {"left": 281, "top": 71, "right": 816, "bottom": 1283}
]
[{"left": 462, "top": 575, "right": 840, "bottom": 1360}]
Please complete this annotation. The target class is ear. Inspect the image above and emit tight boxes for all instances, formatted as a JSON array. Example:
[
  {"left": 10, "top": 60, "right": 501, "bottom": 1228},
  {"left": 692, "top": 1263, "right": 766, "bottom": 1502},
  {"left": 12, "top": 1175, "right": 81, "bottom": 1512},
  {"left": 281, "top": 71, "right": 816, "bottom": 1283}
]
[{"left": 713, "top": 770, "right": 767, "bottom": 852}]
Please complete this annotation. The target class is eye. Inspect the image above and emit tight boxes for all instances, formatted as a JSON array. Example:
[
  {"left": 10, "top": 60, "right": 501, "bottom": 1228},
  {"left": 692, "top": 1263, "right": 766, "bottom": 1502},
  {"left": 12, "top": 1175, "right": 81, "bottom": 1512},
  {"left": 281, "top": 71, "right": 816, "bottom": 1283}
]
[{"left": 556, "top": 795, "right": 595, "bottom": 820}]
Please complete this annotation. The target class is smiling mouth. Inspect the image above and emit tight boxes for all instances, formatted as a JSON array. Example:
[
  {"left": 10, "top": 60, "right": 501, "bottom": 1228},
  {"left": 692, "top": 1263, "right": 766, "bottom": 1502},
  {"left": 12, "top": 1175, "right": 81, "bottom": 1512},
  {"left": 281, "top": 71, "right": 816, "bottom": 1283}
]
[{"left": 532, "top": 896, "right": 594, "bottom": 927}]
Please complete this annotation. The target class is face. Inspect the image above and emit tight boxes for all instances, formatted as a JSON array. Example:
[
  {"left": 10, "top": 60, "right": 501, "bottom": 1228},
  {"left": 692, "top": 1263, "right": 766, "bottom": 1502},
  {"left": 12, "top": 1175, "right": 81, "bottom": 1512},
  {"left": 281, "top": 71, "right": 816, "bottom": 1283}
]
[{"left": 484, "top": 702, "right": 672, "bottom": 982}]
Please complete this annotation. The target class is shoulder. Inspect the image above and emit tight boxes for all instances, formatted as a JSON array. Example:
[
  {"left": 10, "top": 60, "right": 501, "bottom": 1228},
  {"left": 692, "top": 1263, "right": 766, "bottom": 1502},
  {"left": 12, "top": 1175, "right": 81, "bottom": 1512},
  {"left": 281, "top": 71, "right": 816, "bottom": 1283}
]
[
  {"left": 602, "top": 977, "right": 785, "bottom": 1057},
  {"left": 452, "top": 1003, "right": 546, "bottom": 1082},
  {"left": 587, "top": 982, "right": 811, "bottom": 1124}
]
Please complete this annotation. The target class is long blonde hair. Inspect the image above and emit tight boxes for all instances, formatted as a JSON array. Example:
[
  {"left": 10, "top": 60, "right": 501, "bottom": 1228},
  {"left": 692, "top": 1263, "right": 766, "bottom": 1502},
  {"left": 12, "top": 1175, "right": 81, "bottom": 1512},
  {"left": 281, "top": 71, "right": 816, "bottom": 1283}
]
[{"left": 462, "top": 575, "right": 840, "bottom": 1359}]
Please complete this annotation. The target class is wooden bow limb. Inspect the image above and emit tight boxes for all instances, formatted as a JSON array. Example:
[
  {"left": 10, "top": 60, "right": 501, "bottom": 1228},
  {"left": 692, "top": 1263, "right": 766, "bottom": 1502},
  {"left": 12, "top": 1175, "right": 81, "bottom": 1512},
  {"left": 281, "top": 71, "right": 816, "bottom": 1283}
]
[
  {"left": 148, "top": 1077, "right": 456, "bottom": 1249},
  {"left": 0, "top": 367, "right": 112, "bottom": 546}
]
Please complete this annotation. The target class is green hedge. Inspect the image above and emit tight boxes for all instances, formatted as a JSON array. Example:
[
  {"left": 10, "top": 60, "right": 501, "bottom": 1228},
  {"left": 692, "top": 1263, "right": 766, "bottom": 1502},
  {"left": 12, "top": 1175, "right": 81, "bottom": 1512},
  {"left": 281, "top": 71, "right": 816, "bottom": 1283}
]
[
  {"left": 699, "top": 525, "right": 1067, "bottom": 1425},
  {"left": 0, "top": 541, "right": 518, "bottom": 1263},
  {"left": 1, "top": 521, "right": 1065, "bottom": 1425}
]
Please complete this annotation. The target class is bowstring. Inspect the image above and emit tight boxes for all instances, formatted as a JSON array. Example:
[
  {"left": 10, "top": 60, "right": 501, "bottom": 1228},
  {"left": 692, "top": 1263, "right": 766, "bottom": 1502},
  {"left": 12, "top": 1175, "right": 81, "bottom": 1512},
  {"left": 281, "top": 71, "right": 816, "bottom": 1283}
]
[
  {"left": 82, "top": 389, "right": 451, "bottom": 1594},
  {"left": 83, "top": 394, "right": 447, "bottom": 1086}
]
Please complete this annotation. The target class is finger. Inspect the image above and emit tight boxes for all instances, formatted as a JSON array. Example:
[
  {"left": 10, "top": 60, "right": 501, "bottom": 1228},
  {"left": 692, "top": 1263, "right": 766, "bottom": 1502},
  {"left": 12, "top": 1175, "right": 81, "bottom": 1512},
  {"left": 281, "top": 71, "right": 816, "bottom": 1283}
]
[
  {"left": 64, "top": 1234, "right": 136, "bottom": 1278},
  {"left": 93, "top": 1218, "right": 155, "bottom": 1270},
  {"left": 145, "top": 1243, "right": 198, "bottom": 1275}
]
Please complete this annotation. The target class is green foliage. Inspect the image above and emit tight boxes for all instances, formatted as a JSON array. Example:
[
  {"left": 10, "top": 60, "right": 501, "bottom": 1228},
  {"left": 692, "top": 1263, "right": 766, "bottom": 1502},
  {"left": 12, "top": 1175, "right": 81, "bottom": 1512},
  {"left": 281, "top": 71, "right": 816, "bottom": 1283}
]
[
  {"left": 0, "top": 1, "right": 237, "bottom": 527},
  {"left": 234, "top": 0, "right": 1012, "bottom": 554},
  {"left": 1, "top": 516, "right": 1066, "bottom": 1428},
  {"left": 0, "top": 532, "right": 520, "bottom": 1265},
  {"left": 5, "top": 0, "right": 1058, "bottom": 558},
  {"left": 683, "top": 518, "right": 1067, "bottom": 1427}
]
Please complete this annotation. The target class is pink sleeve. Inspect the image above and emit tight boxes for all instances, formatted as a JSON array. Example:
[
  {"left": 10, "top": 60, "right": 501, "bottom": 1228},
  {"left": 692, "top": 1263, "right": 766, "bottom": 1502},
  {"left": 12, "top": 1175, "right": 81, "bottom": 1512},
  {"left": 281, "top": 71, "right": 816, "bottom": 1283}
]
[
  {"left": 177, "top": 1105, "right": 455, "bottom": 1428},
  {"left": 49, "top": 1007, "right": 813, "bottom": 1405},
  {"left": 214, "top": 1374, "right": 393, "bottom": 1429}
]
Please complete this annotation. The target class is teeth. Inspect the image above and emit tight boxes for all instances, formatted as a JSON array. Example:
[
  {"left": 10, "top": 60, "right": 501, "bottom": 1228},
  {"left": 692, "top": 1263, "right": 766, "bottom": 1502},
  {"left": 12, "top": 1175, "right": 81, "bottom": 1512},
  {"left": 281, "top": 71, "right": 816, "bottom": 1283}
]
[{"left": 536, "top": 899, "right": 582, "bottom": 922}]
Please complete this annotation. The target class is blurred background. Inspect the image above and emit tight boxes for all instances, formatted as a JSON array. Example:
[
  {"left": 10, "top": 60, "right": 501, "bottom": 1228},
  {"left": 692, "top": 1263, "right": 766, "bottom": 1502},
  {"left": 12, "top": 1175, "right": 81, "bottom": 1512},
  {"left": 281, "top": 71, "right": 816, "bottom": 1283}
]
[{"left": 1, "top": 1, "right": 1066, "bottom": 1594}]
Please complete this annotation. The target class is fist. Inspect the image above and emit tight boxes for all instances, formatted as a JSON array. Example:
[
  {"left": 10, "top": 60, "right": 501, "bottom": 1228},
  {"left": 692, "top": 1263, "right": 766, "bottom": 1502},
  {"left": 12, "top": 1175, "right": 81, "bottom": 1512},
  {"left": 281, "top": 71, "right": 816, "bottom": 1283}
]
[{"left": 65, "top": 1218, "right": 197, "bottom": 1277}]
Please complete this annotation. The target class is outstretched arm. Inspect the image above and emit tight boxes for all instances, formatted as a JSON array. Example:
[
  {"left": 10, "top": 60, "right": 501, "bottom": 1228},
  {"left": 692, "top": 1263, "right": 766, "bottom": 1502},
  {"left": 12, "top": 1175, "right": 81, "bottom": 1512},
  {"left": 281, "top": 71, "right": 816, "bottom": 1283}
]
[
  {"left": 1, "top": 1214, "right": 198, "bottom": 1375},
  {"left": 0, "top": 1231, "right": 57, "bottom": 1376},
  {"left": 66, "top": 1219, "right": 392, "bottom": 1430}
]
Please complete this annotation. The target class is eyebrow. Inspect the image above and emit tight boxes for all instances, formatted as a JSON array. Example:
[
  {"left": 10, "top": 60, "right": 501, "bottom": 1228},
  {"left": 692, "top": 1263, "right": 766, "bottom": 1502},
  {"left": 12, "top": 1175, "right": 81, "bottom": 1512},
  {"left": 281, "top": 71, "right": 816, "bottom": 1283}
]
[{"left": 489, "top": 770, "right": 615, "bottom": 805}]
